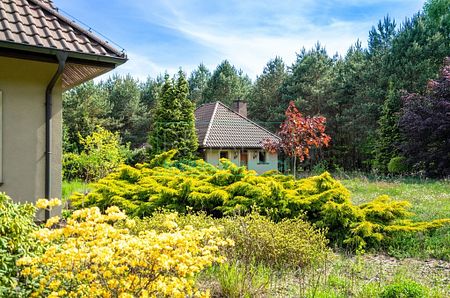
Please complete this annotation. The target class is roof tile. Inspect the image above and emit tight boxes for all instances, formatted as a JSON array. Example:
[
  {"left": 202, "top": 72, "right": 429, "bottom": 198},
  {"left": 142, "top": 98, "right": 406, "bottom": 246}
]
[
  {"left": 195, "top": 102, "right": 280, "bottom": 149},
  {"left": 0, "top": 0, "right": 125, "bottom": 59}
]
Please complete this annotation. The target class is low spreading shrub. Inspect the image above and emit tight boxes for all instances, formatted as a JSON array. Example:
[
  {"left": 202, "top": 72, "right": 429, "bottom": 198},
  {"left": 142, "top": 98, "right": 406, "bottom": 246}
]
[
  {"left": 0, "top": 193, "right": 42, "bottom": 297},
  {"left": 122, "top": 212, "right": 329, "bottom": 269},
  {"left": 70, "top": 150, "right": 450, "bottom": 251},
  {"left": 17, "top": 202, "right": 231, "bottom": 298}
]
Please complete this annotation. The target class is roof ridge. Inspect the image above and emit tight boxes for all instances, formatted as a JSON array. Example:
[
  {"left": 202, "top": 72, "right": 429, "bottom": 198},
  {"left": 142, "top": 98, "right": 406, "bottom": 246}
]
[
  {"left": 27, "top": 0, "right": 125, "bottom": 58},
  {"left": 202, "top": 102, "right": 219, "bottom": 146},
  {"left": 215, "top": 101, "right": 280, "bottom": 140}
]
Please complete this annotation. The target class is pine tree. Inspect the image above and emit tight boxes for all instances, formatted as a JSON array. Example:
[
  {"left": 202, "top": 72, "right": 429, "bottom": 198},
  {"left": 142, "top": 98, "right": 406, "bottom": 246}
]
[
  {"left": 188, "top": 63, "right": 211, "bottom": 105},
  {"left": 373, "top": 81, "right": 402, "bottom": 172},
  {"left": 248, "top": 57, "right": 288, "bottom": 131},
  {"left": 202, "top": 60, "right": 252, "bottom": 106}
]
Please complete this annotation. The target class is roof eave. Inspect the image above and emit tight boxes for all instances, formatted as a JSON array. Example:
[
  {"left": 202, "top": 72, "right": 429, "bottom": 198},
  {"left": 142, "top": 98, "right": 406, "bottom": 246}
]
[{"left": 0, "top": 41, "right": 127, "bottom": 66}]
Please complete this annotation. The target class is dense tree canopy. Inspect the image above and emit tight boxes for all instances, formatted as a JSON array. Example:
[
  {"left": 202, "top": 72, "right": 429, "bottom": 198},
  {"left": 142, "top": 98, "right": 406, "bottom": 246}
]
[
  {"left": 399, "top": 61, "right": 450, "bottom": 177},
  {"left": 62, "top": 0, "right": 450, "bottom": 177},
  {"left": 201, "top": 60, "right": 252, "bottom": 106}
]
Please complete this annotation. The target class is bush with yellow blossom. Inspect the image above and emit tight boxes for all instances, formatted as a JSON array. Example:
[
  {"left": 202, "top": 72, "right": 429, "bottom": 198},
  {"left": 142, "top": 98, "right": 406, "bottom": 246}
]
[{"left": 17, "top": 200, "right": 231, "bottom": 298}]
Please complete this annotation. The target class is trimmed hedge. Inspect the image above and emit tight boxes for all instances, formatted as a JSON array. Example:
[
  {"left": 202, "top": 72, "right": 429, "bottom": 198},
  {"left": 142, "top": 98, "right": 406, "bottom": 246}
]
[{"left": 71, "top": 150, "right": 449, "bottom": 251}]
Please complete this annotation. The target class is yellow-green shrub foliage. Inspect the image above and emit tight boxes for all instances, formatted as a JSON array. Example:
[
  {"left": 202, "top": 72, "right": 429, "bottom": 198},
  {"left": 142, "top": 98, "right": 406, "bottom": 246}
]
[
  {"left": 17, "top": 205, "right": 231, "bottom": 298},
  {"left": 71, "top": 150, "right": 449, "bottom": 251},
  {"left": 63, "top": 126, "right": 129, "bottom": 182},
  {"left": 120, "top": 212, "right": 329, "bottom": 269},
  {"left": 0, "top": 194, "right": 42, "bottom": 297}
]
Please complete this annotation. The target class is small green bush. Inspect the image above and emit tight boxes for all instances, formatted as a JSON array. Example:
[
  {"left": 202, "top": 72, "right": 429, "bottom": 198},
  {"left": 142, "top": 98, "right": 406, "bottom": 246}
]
[
  {"left": 63, "top": 127, "right": 129, "bottom": 182},
  {"left": 0, "top": 193, "right": 42, "bottom": 297},
  {"left": 221, "top": 213, "right": 329, "bottom": 269},
  {"left": 379, "top": 279, "right": 427, "bottom": 298},
  {"left": 388, "top": 157, "right": 408, "bottom": 174}
]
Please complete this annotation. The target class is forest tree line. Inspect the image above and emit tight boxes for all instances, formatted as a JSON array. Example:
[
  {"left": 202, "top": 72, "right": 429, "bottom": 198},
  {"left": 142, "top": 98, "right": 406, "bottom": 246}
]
[{"left": 63, "top": 0, "right": 450, "bottom": 177}]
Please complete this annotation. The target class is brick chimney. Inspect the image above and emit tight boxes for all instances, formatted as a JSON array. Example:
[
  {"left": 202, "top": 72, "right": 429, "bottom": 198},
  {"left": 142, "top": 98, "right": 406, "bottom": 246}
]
[{"left": 232, "top": 99, "right": 247, "bottom": 117}]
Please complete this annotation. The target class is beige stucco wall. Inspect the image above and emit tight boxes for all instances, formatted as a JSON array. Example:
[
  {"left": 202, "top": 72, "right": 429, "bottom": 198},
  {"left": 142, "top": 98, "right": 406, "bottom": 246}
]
[
  {"left": 204, "top": 149, "right": 278, "bottom": 174},
  {"left": 0, "top": 56, "right": 62, "bottom": 217},
  {"left": 247, "top": 150, "right": 278, "bottom": 174}
]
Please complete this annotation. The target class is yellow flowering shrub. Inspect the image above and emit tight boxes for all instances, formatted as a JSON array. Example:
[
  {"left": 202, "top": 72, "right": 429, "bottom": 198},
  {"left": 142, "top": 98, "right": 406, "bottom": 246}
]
[
  {"left": 18, "top": 206, "right": 230, "bottom": 298},
  {"left": 71, "top": 150, "right": 450, "bottom": 251}
]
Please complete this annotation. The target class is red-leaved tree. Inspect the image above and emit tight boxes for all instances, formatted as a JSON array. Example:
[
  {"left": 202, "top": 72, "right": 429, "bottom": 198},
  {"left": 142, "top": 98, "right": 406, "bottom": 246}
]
[{"left": 263, "top": 101, "right": 331, "bottom": 177}]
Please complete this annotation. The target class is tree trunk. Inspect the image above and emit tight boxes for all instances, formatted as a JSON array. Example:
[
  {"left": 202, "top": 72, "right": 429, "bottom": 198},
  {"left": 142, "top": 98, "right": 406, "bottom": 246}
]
[{"left": 293, "top": 155, "right": 297, "bottom": 179}]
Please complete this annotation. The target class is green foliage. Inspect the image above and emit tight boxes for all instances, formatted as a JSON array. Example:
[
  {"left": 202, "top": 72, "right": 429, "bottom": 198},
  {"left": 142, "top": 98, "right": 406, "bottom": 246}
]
[
  {"left": 63, "top": 81, "right": 110, "bottom": 153},
  {"left": 379, "top": 279, "right": 427, "bottom": 298},
  {"left": 201, "top": 60, "right": 252, "bottom": 106},
  {"left": 70, "top": 152, "right": 449, "bottom": 251},
  {"left": 123, "top": 211, "right": 329, "bottom": 270},
  {"left": 205, "top": 262, "right": 271, "bottom": 298},
  {"left": 248, "top": 57, "right": 288, "bottom": 131},
  {"left": 149, "top": 72, "right": 198, "bottom": 159},
  {"left": 374, "top": 82, "right": 402, "bottom": 172},
  {"left": 188, "top": 63, "right": 211, "bottom": 105},
  {"left": 102, "top": 74, "right": 150, "bottom": 147},
  {"left": 63, "top": 127, "right": 128, "bottom": 182},
  {"left": 220, "top": 213, "right": 329, "bottom": 269},
  {"left": 0, "top": 193, "right": 41, "bottom": 297},
  {"left": 387, "top": 157, "right": 408, "bottom": 174}
]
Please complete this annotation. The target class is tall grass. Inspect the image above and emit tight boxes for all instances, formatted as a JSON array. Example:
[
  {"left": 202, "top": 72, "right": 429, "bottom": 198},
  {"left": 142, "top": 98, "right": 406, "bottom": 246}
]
[
  {"left": 62, "top": 180, "right": 92, "bottom": 201},
  {"left": 341, "top": 177, "right": 450, "bottom": 260}
]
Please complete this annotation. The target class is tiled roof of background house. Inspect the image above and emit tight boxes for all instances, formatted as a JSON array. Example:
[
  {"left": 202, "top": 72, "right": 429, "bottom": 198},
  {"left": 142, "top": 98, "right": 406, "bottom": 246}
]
[
  {"left": 195, "top": 101, "right": 280, "bottom": 148},
  {"left": 0, "top": 0, "right": 127, "bottom": 90}
]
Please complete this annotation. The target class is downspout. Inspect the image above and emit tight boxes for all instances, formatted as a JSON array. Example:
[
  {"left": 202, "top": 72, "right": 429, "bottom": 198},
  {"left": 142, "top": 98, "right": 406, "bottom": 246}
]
[{"left": 45, "top": 51, "right": 68, "bottom": 220}]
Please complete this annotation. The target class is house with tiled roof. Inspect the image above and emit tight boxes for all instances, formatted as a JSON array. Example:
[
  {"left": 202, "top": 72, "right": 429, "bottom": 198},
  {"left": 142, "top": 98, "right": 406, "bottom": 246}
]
[
  {"left": 195, "top": 100, "right": 280, "bottom": 174},
  {"left": 0, "top": 0, "right": 127, "bottom": 218}
]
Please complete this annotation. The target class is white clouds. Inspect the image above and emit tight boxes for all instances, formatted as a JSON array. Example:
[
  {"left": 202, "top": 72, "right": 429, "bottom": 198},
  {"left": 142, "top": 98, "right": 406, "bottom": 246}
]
[
  {"left": 95, "top": 52, "right": 178, "bottom": 83},
  {"left": 119, "top": 0, "right": 425, "bottom": 78}
]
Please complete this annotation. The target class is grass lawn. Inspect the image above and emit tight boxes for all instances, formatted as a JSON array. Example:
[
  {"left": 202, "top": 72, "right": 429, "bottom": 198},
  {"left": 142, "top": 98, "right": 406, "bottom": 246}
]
[
  {"left": 341, "top": 177, "right": 450, "bottom": 260},
  {"left": 62, "top": 180, "right": 92, "bottom": 201}
]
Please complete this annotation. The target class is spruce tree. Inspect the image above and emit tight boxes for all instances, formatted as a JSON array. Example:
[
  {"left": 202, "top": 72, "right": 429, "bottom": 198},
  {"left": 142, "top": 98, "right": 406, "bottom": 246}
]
[
  {"left": 373, "top": 81, "right": 402, "bottom": 172},
  {"left": 149, "top": 72, "right": 198, "bottom": 159},
  {"left": 149, "top": 74, "right": 181, "bottom": 155},
  {"left": 176, "top": 70, "right": 198, "bottom": 159}
]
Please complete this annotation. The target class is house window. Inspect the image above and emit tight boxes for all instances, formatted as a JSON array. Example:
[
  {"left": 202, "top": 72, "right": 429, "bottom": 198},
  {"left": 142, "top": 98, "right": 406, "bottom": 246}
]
[
  {"left": 219, "top": 151, "right": 229, "bottom": 159},
  {"left": 258, "top": 151, "right": 267, "bottom": 163}
]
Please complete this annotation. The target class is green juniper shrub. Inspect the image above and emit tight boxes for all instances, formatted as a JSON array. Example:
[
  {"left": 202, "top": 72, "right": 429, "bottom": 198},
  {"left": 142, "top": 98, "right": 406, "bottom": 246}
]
[
  {"left": 124, "top": 147, "right": 150, "bottom": 166},
  {"left": 0, "top": 193, "right": 42, "bottom": 297},
  {"left": 387, "top": 156, "right": 409, "bottom": 175},
  {"left": 71, "top": 150, "right": 450, "bottom": 252}
]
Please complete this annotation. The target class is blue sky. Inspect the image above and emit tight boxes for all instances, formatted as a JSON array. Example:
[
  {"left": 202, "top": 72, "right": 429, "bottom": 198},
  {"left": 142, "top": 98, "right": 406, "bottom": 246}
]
[{"left": 54, "top": 0, "right": 425, "bottom": 80}]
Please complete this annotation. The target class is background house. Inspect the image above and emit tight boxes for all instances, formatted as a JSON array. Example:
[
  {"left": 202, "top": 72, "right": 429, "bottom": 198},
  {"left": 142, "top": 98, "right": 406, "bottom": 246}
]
[
  {"left": 195, "top": 100, "right": 280, "bottom": 174},
  {"left": 0, "top": 0, "right": 126, "bottom": 217}
]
